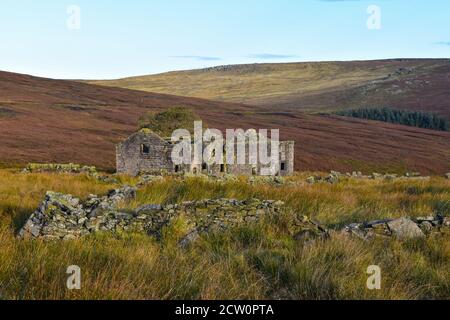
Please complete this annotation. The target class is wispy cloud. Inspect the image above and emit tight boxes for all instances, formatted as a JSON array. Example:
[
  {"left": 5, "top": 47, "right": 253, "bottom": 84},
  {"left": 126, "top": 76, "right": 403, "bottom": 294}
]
[
  {"left": 248, "top": 53, "right": 299, "bottom": 60},
  {"left": 170, "top": 55, "right": 222, "bottom": 61},
  {"left": 435, "top": 41, "right": 450, "bottom": 46}
]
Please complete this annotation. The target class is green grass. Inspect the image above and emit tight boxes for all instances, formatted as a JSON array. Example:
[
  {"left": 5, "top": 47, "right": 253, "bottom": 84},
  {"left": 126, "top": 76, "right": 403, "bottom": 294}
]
[{"left": 0, "top": 170, "right": 449, "bottom": 300}]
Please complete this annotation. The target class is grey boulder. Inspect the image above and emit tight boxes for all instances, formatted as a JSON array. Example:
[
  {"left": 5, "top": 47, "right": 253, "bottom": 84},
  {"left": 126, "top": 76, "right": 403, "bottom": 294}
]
[{"left": 387, "top": 218, "right": 425, "bottom": 239}]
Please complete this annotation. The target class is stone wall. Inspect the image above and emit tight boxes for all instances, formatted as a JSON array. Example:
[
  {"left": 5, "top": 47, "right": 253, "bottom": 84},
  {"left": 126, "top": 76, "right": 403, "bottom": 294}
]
[
  {"left": 343, "top": 216, "right": 449, "bottom": 240},
  {"left": 19, "top": 186, "right": 137, "bottom": 240},
  {"left": 116, "top": 131, "right": 175, "bottom": 176},
  {"left": 18, "top": 185, "right": 448, "bottom": 244},
  {"left": 305, "top": 170, "right": 448, "bottom": 185},
  {"left": 22, "top": 163, "right": 97, "bottom": 175},
  {"left": 18, "top": 186, "right": 324, "bottom": 245}
]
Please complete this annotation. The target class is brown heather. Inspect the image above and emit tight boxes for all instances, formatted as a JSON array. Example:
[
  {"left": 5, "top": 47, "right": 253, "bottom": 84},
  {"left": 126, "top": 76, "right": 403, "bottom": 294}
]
[{"left": 1, "top": 68, "right": 450, "bottom": 174}]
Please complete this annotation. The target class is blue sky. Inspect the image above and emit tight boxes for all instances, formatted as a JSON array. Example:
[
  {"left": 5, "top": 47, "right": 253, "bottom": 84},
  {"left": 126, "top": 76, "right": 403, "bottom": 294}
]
[{"left": 0, "top": 0, "right": 449, "bottom": 79}]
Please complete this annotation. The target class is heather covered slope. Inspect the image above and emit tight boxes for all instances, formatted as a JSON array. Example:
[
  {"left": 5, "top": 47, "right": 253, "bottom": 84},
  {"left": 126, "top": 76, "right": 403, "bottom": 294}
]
[
  {"left": 0, "top": 70, "right": 449, "bottom": 173},
  {"left": 89, "top": 59, "right": 450, "bottom": 119},
  {"left": 0, "top": 70, "right": 251, "bottom": 169}
]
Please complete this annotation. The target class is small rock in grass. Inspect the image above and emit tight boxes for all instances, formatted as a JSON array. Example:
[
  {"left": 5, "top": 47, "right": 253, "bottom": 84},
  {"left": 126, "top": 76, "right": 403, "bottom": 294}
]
[{"left": 386, "top": 218, "right": 425, "bottom": 239}]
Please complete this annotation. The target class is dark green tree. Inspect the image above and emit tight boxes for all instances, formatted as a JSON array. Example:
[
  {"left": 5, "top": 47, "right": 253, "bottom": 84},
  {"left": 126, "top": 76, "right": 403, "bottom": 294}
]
[
  {"left": 335, "top": 107, "right": 449, "bottom": 132},
  {"left": 138, "top": 107, "right": 205, "bottom": 137}
]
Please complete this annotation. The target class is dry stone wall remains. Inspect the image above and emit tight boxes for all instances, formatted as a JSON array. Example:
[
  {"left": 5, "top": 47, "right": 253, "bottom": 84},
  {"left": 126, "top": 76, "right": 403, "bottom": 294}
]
[{"left": 18, "top": 186, "right": 326, "bottom": 245}]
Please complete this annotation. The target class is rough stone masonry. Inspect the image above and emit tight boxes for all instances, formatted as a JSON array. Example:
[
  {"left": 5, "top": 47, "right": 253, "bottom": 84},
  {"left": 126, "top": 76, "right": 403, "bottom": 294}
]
[
  {"left": 116, "top": 130, "right": 295, "bottom": 177},
  {"left": 19, "top": 184, "right": 448, "bottom": 245},
  {"left": 18, "top": 186, "right": 326, "bottom": 245}
]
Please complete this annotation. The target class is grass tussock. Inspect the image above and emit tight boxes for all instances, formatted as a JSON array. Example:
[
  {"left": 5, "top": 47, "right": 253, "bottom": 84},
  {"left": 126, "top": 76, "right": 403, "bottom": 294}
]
[{"left": 0, "top": 170, "right": 449, "bottom": 300}]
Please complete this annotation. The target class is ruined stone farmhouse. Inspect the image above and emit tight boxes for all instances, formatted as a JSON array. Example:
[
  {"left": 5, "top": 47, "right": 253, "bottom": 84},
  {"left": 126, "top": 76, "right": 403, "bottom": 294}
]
[{"left": 116, "top": 130, "right": 294, "bottom": 176}]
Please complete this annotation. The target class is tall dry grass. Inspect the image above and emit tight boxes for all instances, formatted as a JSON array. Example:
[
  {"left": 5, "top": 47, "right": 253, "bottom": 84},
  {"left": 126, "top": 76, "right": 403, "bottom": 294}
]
[{"left": 0, "top": 170, "right": 448, "bottom": 300}]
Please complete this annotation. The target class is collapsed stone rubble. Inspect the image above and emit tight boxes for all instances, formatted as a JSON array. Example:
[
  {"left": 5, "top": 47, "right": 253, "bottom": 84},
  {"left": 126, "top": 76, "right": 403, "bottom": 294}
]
[
  {"left": 22, "top": 163, "right": 97, "bottom": 175},
  {"left": 21, "top": 163, "right": 120, "bottom": 184},
  {"left": 306, "top": 170, "right": 437, "bottom": 184},
  {"left": 18, "top": 179, "right": 449, "bottom": 244},
  {"left": 18, "top": 186, "right": 136, "bottom": 240},
  {"left": 18, "top": 187, "right": 325, "bottom": 245},
  {"left": 343, "top": 215, "right": 449, "bottom": 240}
]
